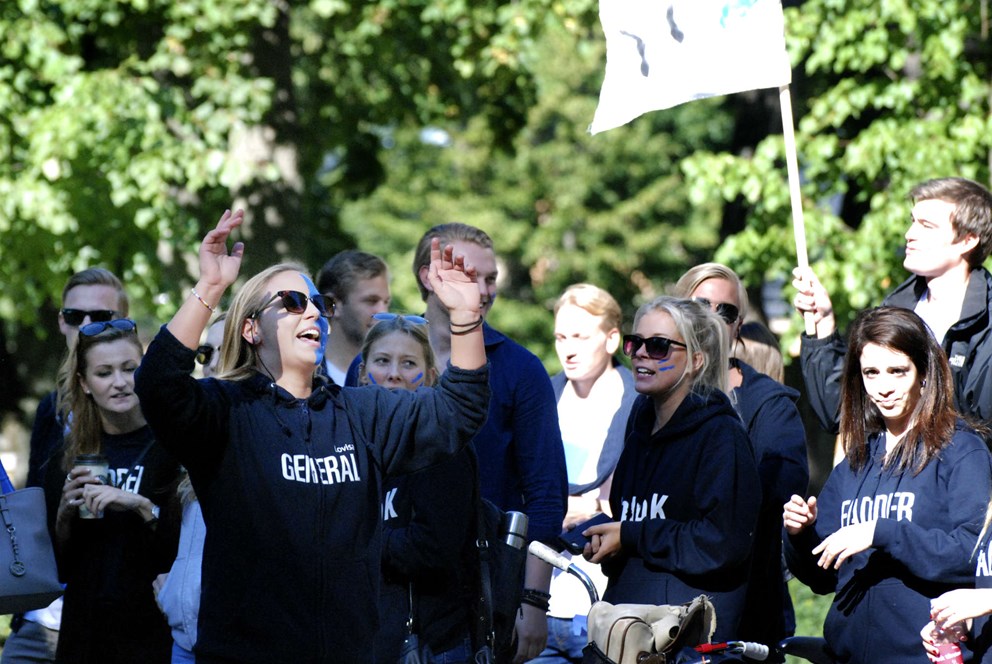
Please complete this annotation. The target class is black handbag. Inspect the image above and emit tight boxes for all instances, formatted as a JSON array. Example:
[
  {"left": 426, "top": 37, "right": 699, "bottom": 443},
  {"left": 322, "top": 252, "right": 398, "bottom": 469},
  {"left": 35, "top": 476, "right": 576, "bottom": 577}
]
[
  {"left": 468, "top": 453, "right": 527, "bottom": 662},
  {"left": 0, "top": 471, "right": 63, "bottom": 614}
]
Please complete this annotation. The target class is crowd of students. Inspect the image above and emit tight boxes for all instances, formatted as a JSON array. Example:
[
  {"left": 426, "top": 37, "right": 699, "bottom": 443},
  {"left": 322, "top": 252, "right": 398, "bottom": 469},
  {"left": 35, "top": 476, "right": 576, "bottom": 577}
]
[{"left": 9, "top": 175, "right": 992, "bottom": 664}]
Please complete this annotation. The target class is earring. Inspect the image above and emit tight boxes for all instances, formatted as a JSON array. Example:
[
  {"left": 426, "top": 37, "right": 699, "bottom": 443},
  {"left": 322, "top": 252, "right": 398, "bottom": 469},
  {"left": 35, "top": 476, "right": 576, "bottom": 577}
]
[{"left": 921, "top": 379, "right": 927, "bottom": 389}]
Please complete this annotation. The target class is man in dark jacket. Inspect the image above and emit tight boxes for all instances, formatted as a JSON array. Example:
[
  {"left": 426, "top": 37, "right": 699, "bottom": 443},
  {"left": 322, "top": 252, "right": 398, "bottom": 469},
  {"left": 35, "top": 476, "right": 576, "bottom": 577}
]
[{"left": 794, "top": 177, "right": 992, "bottom": 431}]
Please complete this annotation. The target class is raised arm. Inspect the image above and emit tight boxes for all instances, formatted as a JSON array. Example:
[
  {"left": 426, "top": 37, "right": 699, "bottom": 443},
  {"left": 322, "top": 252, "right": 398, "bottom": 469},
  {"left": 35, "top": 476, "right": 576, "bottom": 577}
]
[
  {"left": 427, "top": 239, "right": 486, "bottom": 371},
  {"left": 167, "top": 209, "right": 245, "bottom": 349}
]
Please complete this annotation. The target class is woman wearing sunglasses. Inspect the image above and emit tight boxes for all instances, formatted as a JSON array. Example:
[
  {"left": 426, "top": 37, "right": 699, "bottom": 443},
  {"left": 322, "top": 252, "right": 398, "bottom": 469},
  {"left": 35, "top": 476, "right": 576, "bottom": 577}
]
[
  {"left": 673, "top": 263, "right": 809, "bottom": 649},
  {"left": 49, "top": 318, "right": 182, "bottom": 663},
  {"left": 134, "top": 209, "right": 489, "bottom": 663},
  {"left": 784, "top": 306, "right": 992, "bottom": 663},
  {"left": 583, "top": 297, "right": 761, "bottom": 641}
]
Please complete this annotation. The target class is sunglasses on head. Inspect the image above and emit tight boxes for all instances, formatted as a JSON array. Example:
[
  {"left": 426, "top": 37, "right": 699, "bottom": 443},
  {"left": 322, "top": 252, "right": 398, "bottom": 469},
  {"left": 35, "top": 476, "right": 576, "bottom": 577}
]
[
  {"left": 622, "top": 334, "right": 687, "bottom": 360},
  {"left": 61, "top": 309, "right": 116, "bottom": 327},
  {"left": 372, "top": 313, "right": 429, "bottom": 326},
  {"left": 196, "top": 345, "right": 217, "bottom": 366},
  {"left": 257, "top": 291, "right": 335, "bottom": 318},
  {"left": 691, "top": 297, "right": 741, "bottom": 325},
  {"left": 79, "top": 318, "right": 137, "bottom": 337}
]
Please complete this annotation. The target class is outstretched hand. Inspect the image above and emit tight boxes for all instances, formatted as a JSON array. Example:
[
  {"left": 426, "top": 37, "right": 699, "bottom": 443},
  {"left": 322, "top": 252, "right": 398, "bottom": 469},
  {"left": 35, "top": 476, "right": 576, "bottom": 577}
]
[
  {"left": 199, "top": 209, "right": 246, "bottom": 289},
  {"left": 427, "top": 239, "right": 482, "bottom": 319},
  {"left": 811, "top": 520, "right": 876, "bottom": 569},
  {"left": 931, "top": 588, "right": 992, "bottom": 631}
]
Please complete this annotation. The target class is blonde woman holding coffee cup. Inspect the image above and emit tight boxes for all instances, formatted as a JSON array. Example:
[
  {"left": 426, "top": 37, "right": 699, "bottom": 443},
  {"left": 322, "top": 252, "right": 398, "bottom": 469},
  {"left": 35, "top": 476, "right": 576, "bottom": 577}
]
[{"left": 49, "top": 318, "right": 181, "bottom": 664}]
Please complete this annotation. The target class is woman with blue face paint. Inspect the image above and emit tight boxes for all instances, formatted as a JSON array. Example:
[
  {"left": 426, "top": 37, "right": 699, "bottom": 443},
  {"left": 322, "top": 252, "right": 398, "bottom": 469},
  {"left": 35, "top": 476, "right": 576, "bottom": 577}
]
[
  {"left": 582, "top": 296, "right": 761, "bottom": 641},
  {"left": 134, "top": 209, "right": 490, "bottom": 663},
  {"left": 358, "top": 314, "right": 478, "bottom": 663}
]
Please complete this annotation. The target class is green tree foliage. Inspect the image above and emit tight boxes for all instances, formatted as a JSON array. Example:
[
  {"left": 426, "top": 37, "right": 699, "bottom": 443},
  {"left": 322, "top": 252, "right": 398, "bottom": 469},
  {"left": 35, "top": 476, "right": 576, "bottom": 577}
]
[
  {"left": 684, "top": 0, "right": 992, "bottom": 344},
  {"left": 340, "top": 18, "right": 736, "bottom": 368},
  {"left": 0, "top": 0, "right": 565, "bottom": 409}
]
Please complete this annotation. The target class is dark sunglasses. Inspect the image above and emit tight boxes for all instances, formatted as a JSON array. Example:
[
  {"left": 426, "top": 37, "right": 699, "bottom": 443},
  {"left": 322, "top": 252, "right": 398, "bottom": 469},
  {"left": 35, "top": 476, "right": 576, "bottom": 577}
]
[
  {"left": 196, "top": 345, "right": 217, "bottom": 366},
  {"left": 79, "top": 318, "right": 137, "bottom": 337},
  {"left": 61, "top": 308, "right": 116, "bottom": 327},
  {"left": 691, "top": 297, "right": 741, "bottom": 325},
  {"left": 257, "top": 291, "right": 335, "bottom": 318},
  {"left": 622, "top": 334, "right": 687, "bottom": 360},
  {"left": 372, "top": 313, "right": 429, "bottom": 326}
]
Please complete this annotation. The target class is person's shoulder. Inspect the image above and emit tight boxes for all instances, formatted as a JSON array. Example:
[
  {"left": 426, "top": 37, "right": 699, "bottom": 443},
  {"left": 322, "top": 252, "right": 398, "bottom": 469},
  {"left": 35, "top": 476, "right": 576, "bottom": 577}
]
[
  {"left": 946, "top": 420, "right": 992, "bottom": 455},
  {"left": 737, "top": 360, "right": 799, "bottom": 401},
  {"left": 34, "top": 389, "right": 59, "bottom": 419},
  {"left": 881, "top": 274, "right": 925, "bottom": 307},
  {"left": 484, "top": 323, "right": 543, "bottom": 365},
  {"left": 678, "top": 390, "right": 745, "bottom": 435}
]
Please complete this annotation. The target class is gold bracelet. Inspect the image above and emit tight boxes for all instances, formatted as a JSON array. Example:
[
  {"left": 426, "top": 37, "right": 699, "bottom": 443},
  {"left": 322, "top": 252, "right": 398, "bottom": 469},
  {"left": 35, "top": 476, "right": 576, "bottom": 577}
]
[{"left": 190, "top": 287, "right": 216, "bottom": 313}]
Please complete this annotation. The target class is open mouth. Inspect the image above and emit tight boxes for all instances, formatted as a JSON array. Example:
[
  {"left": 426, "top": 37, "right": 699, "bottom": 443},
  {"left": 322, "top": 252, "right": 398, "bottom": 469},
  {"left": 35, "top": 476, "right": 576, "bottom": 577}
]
[{"left": 297, "top": 328, "right": 321, "bottom": 343}]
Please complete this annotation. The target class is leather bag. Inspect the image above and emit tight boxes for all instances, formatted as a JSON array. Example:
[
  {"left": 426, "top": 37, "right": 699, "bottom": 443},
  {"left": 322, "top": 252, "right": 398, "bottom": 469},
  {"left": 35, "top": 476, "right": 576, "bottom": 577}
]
[
  {"left": 582, "top": 595, "right": 716, "bottom": 664},
  {"left": 0, "top": 486, "right": 63, "bottom": 614}
]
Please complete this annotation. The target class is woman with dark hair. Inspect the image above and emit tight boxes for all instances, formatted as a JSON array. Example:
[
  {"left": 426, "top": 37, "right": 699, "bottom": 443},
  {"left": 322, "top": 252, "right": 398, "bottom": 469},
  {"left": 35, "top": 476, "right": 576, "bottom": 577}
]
[
  {"left": 134, "top": 209, "right": 489, "bottom": 663},
  {"left": 49, "top": 319, "right": 181, "bottom": 663},
  {"left": 784, "top": 306, "right": 992, "bottom": 663}
]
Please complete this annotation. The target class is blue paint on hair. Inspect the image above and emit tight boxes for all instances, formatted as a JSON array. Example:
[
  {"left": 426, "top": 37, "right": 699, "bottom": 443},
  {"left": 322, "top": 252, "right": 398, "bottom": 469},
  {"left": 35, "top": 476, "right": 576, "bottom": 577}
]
[{"left": 301, "top": 274, "right": 328, "bottom": 366}]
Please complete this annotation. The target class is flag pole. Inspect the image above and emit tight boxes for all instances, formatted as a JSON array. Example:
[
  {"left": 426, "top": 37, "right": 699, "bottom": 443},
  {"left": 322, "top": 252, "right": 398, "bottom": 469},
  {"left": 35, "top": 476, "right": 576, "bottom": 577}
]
[{"left": 778, "top": 84, "right": 815, "bottom": 336}]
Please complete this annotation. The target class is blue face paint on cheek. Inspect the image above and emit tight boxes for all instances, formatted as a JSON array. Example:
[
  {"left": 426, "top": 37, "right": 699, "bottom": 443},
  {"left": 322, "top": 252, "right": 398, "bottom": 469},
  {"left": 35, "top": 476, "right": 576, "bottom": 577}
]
[
  {"left": 411, "top": 372, "right": 424, "bottom": 386},
  {"left": 300, "top": 274, "right": 328, "bottom": 366},
  {"left": 367, "top": 373, "right": 378, "bottom": 385},
  {"left": 655, "top": 360, "right": 676, "bottom": 372}
]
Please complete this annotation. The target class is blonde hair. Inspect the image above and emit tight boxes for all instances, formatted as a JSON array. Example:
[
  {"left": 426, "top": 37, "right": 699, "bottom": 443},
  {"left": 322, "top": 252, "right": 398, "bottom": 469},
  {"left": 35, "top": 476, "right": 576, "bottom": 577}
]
[
  {"left": 672, "top": 263, "right": 750, "bottom": 319},
  {"left": 632, "top": 296, "right": 729, "bottom": 395},
  {"left": 554, "top": 283, "right": 623, "bottom": 334},
  {"left": 737, "top": 321, "right": 784, "bottom": 383},
  {"left": 359, "top": 316, "right": 437, "bottom": 388},
  {"left": 214, "top": 263, "right": 311, "bottom": 382}
]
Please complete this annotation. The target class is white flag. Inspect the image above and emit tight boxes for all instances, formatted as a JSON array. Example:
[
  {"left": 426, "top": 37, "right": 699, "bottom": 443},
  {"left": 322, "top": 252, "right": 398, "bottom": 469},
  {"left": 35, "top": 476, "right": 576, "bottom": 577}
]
[{"left": 590, "top": 0, "right": 792, "bottom": 134}]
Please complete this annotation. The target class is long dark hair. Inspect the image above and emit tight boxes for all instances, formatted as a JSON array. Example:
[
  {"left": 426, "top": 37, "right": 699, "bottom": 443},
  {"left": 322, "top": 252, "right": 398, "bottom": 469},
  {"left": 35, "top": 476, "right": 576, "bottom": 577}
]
[{"left": 839, "top": 306, "right": 956, "bottom": 473}]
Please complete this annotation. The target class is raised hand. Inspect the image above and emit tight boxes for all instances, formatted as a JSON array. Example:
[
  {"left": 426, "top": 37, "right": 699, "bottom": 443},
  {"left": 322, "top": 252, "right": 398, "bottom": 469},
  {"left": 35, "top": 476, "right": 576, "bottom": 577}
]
[
  {"left": 427, "top": 239, "right": 482, "bottom": 321},
  {"left": 792, "top": 267, "right": 836, "bottom": 338},
  {"left": 199, "top": 208, "right": 246, "bottom": 289}
]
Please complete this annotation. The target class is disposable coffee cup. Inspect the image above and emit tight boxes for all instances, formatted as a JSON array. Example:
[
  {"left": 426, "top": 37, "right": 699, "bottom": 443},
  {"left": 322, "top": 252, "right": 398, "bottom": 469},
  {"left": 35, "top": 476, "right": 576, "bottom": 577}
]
[{"left": 73, "top": 454, "right": 109, "bottom": 519}]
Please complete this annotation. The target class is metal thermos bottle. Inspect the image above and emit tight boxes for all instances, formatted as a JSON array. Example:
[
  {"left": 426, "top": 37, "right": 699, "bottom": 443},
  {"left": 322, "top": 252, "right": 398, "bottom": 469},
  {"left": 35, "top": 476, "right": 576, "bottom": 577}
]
[{"left": 504, "top": 511, "right": 529, "bottom": 549}]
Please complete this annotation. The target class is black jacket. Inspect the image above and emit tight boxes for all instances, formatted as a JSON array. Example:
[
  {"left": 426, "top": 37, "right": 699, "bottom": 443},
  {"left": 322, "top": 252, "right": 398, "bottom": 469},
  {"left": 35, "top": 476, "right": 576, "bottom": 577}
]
[
  {"left": 45, "top": 425, "right": 181, "bottom": 664},
  {"left": 801, "top": 268, "right": 992, "bottom": 432},
  {"left": 135, "top": 326, "right": 490, "bottom": 664},
  {"left": 375, "top": 448, "right": 476, "bottom": 661},
  {"left": 605, "top": 389, "right": 761, "bottom": 642},
  {"left": 731, "top": 360, "right": 809, "bottom": 646}
]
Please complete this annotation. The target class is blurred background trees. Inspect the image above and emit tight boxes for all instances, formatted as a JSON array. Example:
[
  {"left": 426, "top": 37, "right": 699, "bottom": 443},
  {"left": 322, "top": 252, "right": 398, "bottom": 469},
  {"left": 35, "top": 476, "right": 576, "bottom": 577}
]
[{"left": 1, "top": 0, "right": 991, "bottom": 485}]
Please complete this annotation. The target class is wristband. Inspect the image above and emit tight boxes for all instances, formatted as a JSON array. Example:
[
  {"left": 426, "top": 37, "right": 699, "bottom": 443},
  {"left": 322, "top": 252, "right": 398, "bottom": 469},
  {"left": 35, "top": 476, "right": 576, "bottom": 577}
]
[
  {"left": 190, "top": 287, "right": 217, "bottom": 313},
  {"left": 450, "top": 318, "right": 484, "bottom": 335},
  {"left": 520, "top": 588, "right": 551, "bottom": 612}
]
